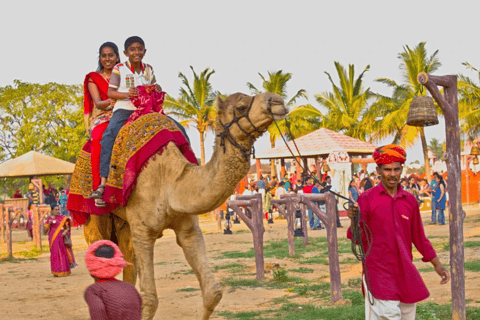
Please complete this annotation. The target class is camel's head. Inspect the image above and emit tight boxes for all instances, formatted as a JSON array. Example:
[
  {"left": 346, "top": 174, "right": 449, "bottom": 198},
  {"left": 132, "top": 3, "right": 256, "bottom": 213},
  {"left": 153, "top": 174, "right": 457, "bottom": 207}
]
[{"left": 215, "top": 92, "right": 287, "bottom": 144}]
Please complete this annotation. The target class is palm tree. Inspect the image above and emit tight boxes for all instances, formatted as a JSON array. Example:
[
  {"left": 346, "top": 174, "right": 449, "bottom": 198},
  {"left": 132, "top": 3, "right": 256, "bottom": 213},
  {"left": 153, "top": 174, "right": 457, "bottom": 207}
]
[
  {"left": 458, "top": 62, "right": 480, "bottom": 138},
  {"left": 428, "top": 137, "right": 444, "bottom": 160},
  {"left": 315, "top": 62, "right": 373, "bottom": 141},
  {"left": 163, "top": 66, "right": 217, "bottom": 165},
  {"left": 247, "top": 70, "right": 318, "bottom": 174},
  {"left": 371, "top": 42, "right": 441, "bottom": 182}
]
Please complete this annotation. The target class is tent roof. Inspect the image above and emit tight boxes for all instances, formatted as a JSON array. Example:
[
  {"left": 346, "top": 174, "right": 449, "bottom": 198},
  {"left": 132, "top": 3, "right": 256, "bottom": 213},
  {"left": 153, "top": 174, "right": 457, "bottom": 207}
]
[
  {"left": 256, "top": 128, "right": 377, "bottom": 159},
  {"left": 0, "top": 151, "right": 75, "bottom": 178}
]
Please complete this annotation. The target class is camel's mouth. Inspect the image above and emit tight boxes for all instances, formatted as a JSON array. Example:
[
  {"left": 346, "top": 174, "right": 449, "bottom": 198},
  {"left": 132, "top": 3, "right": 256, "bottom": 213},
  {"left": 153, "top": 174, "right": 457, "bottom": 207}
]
[{"left": 271, "top": 111, "right": 288, "bottom": 120}]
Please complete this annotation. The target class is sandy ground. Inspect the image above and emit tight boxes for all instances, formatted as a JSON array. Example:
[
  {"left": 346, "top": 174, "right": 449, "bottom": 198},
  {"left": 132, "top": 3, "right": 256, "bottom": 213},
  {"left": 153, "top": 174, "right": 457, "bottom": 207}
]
[{"left": 1, "top": 204, "right": 479, "bottom": 320}]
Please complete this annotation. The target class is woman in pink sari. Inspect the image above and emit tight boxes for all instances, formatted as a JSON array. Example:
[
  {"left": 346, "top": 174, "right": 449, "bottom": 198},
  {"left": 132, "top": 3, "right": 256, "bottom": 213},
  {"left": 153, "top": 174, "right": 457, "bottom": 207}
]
[{"left": 44, "top": 205, "right": 77, "bottom": 277}]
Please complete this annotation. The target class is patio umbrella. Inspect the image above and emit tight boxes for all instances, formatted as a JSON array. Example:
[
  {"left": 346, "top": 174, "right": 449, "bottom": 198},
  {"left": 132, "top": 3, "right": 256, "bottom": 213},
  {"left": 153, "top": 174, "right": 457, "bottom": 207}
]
[{"left": 0, "top": 151, "right": 75, "bottom": 178}]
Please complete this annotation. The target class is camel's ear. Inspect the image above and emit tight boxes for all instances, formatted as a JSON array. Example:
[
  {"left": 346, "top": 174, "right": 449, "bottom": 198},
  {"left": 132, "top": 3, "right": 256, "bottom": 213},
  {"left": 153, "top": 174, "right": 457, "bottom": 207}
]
[{"left": 215, "top": 96, "right": 225, "bottom": 113}]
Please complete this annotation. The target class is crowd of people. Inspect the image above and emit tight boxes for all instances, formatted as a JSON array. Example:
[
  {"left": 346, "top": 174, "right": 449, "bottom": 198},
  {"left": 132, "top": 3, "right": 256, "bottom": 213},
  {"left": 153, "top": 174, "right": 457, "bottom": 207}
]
[{"left": 241, "top": 169, "right": 344, "bottom": 231}]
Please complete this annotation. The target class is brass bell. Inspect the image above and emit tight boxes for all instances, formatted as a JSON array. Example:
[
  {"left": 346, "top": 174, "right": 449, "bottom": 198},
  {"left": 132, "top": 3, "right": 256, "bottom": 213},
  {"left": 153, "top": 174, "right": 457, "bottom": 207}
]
[
  {"left": 407, "top": 96, "right": 439, "bottom": 127},
  {"left": 473, "top": 156, "right": 479, "bottom": 165},
  {"left": 322, "top": 163, "right": 331, "bottom": 172},
  {"left": 471, "top": 145, "right": 480, "bottom": 156}
]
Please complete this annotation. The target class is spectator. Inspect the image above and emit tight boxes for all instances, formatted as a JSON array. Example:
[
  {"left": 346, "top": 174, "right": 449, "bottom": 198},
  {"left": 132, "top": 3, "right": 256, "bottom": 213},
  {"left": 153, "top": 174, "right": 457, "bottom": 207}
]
[
  {"left": 275, "top": 182, "right": 286, "bottom": 199},
  {"left": 257, "top": 176, "right": 267, "bottom": 200},
  {"left": 311, "top": 180, "right": 324, "bottom": 229},
  {"left": 434, "top": 174, "right": 447, "bottom": 225},
  {"left": 242, "top": 184, "right": 255, "bottom": 196},
  {"left": 429, "top": 172, "right": 439, "bottom": 225},
  {"left": 348, "top": 180, "right": 359, "bottom": 204},
  {"left": 13, "top": 190, "right": 23, "bottom": 198}
]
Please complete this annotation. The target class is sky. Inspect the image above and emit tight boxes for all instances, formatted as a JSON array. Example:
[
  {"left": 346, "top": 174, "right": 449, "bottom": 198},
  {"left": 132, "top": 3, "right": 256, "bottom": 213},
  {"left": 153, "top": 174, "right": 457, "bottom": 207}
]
[{"left": 2, "top": 0, "right": 478, "bottom": 167}]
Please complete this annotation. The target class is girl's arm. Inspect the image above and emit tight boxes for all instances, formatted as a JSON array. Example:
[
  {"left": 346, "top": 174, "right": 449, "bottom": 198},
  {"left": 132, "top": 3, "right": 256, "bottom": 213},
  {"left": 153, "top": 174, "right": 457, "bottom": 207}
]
[
  {"left": 88, "top": 82, "right": 114, "bottom": 110},
  {"left": 439, "top": 184, "right": 445, "bottom": 201}
]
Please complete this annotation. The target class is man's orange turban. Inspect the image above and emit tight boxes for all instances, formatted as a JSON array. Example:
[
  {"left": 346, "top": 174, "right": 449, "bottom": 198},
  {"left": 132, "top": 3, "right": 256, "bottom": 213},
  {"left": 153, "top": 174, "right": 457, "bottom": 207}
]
[{"left": 373, "top": 145, "right": 406, "bottom": 165}]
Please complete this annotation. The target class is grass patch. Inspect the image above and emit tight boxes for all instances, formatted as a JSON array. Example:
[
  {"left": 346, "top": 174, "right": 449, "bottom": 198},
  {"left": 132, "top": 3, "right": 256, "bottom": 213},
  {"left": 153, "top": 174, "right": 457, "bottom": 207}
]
[
  {"left": 347, "top": 278, "right": 362, "bottom": 288},
  {"left": 416, "top": 303, "right": 480, "bottom": 320},
  {"left": 176, "top": 287, "right": 200, "bottom": 293},
  {"left": 236, "top": 229, "right": 250, "bottom": 234},
  {"left": 173, "top": 269, "right": 195, "bottom": 275},
  {"left": 464, "top": 241, "right": 480, "bottom": 248},
  {"left": 0, "top": 257, "right": 37, "bottom": 264},
  {"left": 418, "top": 266, "right": 435, "bottom": 273},
  {"left": 289, "top": 267, "right": 314, "bottom": 274},
  {"left": 465, "top": 260, "right": 480, "bottom": 272},
  {"left": 154, "top": 261, "right": 167, "bottom": 265},
  {"left": 213, "top": 263, "right": 246, "bottom": 273},
  {"left": 299, "top": 256, "right": 329, "bottom": 265},
  {"left": 16, "top": 247, "right": 48, "bottom": 258},
  {"left": 216, "top": 310, "right": 263, "bottom": 319}
]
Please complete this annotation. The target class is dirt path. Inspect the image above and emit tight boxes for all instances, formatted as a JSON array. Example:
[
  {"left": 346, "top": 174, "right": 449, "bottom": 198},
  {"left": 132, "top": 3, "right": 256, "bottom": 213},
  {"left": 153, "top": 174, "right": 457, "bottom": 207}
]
[{"left": 0, "top": 204, "right": 479, "bottom": 319}]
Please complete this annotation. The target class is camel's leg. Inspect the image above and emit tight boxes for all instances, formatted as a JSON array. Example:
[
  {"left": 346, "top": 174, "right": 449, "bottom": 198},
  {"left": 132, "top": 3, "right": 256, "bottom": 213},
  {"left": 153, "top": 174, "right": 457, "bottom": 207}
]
[
  {"left": 83, "top": 214, "right": 112, "bottom": 245},
  {"left": 114, "top": 217, "right": 137, "bottom": 285},
  {"left": 174, "top": 215, "right": 222, "bottom": 320},
  {"left": 129, "top": 221, "right": 158, "bottom": 320}
]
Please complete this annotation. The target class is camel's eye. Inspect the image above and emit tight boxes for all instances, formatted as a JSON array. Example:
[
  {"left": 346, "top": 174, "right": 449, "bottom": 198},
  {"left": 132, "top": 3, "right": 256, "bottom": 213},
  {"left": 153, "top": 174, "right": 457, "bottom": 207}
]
[{"left": 236, "top": 104, "right": 248, "bottom": 114}]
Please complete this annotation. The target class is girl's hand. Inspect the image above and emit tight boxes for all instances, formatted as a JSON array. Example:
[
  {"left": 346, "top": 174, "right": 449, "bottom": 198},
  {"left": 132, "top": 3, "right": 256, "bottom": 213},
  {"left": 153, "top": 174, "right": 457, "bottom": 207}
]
[
  {"left": 128, "top": 88, "right": 138, "bottom": 97},
  {"left": 155, "top": 84, "right": 162, "bottom": 92}
]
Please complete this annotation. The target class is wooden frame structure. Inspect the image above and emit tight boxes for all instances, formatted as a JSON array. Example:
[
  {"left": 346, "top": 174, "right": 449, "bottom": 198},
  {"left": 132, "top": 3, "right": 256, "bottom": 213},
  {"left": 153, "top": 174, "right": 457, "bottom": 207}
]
[{"left": 418, "top": 72, "right": 465, "bottom": 320}]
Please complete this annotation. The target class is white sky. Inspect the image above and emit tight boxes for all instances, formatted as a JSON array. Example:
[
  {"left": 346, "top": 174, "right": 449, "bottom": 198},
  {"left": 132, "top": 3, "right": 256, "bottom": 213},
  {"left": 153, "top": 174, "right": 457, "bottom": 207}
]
[{"left": 2, "top": 0, "right": 478, "bottom": 167}]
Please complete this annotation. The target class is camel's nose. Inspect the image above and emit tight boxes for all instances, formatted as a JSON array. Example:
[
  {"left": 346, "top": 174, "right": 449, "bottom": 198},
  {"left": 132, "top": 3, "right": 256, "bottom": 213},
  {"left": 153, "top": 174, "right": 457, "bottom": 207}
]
[{"left": 262, "top": 93, "right": 287, "bottom": 120}]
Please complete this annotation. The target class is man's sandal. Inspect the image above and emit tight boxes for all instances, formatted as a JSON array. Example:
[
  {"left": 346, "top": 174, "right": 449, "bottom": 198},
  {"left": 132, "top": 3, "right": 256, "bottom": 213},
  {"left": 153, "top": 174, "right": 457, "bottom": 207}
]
[
  {"left": 95, "top": 199, "right": 107, "bottom": 208},
  {"left": 89, "top": 185, "right": 105, "bottom": 199}
]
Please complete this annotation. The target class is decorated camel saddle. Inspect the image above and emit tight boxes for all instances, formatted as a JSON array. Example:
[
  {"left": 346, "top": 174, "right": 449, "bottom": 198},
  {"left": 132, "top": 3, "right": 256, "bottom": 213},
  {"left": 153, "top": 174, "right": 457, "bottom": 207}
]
[{"left": 68, "top": 86, "right": 197, "bottom": 225}]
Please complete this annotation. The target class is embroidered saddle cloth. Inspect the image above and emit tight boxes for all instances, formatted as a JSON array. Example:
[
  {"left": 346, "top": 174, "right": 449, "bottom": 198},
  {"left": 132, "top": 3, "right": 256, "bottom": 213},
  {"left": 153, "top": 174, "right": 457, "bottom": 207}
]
[{"left": 68, "top": 106, "right": 197, "bottom": 226}]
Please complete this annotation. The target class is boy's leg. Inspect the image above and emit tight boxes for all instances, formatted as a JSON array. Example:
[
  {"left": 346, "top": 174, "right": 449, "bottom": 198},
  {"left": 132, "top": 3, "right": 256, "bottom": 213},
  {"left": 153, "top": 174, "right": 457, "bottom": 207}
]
[
  {"left": 438, "top": 209, "right": 445, "bottom": 225},
  {"left": 100, "top": 110, "right": 134, "bottom": 180},
  {"left": 430, "top": 198, "right": 437, "bottom": 223}
]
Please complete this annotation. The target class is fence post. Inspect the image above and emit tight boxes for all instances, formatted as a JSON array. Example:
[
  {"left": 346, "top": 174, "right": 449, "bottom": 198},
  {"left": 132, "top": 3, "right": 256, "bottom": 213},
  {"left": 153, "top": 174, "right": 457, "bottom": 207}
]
[{"left": 5, "top": 206, "right": 13, "bottom": 259}]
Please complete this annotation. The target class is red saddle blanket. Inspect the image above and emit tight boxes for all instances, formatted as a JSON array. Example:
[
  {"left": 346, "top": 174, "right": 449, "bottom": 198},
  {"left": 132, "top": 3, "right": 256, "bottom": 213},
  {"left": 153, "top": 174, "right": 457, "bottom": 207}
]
[{"left": 67, "top": 112, "right": 197, "bottom": 226}]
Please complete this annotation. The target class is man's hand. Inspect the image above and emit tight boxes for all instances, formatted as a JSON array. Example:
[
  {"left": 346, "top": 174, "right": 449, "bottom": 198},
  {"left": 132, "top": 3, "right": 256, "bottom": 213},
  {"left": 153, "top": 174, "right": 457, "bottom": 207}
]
[
  {"left": 347, "top": 204, "right": 359, "bottom": 220},
  {"left": 128, "top": 87, "right": 138, "bottom": 97},
  {"left": 431, "top": 257, "right": 450, "bottom": 284}
]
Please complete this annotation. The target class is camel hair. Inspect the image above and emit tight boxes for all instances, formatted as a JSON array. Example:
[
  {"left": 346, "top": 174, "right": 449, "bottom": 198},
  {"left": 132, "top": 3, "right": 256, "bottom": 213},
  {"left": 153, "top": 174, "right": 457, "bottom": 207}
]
[{"left": 83, "top": 92, "right": 287, "bottom": 320}]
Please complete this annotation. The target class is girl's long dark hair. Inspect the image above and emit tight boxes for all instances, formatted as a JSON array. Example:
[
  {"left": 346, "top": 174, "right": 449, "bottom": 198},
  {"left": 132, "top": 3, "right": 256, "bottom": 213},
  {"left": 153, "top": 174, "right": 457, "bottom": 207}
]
[{"left": 97, "top": 42, "right": 120, "bottom": 71}]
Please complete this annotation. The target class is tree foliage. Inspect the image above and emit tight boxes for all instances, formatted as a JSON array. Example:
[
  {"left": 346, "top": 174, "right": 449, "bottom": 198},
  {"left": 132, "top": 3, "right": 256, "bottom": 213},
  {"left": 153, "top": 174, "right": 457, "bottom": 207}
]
[
  {"left": 247, "top": 70, "right": 317, "bottom": 148},
  {"left": 428, "top": 137, "right": 444, "bottom": 160},
  {"left": 315, "top": 62, "right": 373, "bottom": 141},
  {"left": 163, "top": 67, "right": 218, "bottom": 165},
  {"left": 458, "top": 62, "right": 480, "bottom": 138},
  {"left": 0, "top": 80, "right": 86, "bottom": 163}
]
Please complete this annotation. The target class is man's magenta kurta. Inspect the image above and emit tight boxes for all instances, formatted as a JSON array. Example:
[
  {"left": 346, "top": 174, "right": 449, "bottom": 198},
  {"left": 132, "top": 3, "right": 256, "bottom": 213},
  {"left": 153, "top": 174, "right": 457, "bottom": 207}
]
[{"left": 347, "top": 183, "right": 437, "bottom": 304}]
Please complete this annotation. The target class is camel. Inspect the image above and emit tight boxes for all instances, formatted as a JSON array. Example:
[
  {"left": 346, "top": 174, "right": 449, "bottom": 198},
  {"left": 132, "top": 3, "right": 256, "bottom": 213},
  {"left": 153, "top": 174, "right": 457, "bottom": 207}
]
[{"left": 82, "top": 92, "right": 287, "bottom": 319}]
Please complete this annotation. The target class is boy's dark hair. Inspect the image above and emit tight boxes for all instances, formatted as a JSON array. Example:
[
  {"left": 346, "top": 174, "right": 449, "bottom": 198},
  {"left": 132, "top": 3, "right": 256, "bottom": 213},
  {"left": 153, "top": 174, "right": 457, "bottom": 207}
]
[
  {"left": 94, "top": 245, "right": 115, "bottom": 258},
  {"left": 325, "top": 176, "right": 331, "bottom": 181},
  {"left": 124, "top": 36, "right": 145, "bottom": 51},
  {"left": 98, "top": 42, "right": 120, "bottom": 71}
]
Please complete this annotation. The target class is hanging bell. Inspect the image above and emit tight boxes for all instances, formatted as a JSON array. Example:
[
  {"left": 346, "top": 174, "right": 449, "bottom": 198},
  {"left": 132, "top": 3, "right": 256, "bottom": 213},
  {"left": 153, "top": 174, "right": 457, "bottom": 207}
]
[
  {"left": 470, "top": 145, "right": 480, "bottom": 156},
  {"left": 407, "top": 96, "right": 439, "bottom": 127},
  {"left": 473, "top": 156, "right": 479, "bottom": 165},
  {"left": 322, "top": 163, "right": 331, "bottom": 172}
]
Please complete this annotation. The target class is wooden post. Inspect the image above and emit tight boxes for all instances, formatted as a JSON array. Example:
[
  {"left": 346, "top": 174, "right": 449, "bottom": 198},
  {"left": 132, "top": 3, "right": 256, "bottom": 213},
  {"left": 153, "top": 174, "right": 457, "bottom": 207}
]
[
  {"left": 296, "top": 157, "right": 302, "bottom": 180},
  {"left": 5, "top": 206, "right": 13, "bottom": 259},
  {"left": 300, "top": 193, "right": 343, "bottom": 303},
  {"left": 280, "top": 158, "right": 286, "bottom": 178},
  {"left": 301, "top": 203, "right": 308, "bottom": 246},
  {"left": 228, "top": 194, "right": 265, "bottom": 280},
  {"left": 285, "top": 197, "right": 295, "bottom": 256},
  {"left": 418, "top": 72, "right": 465, "bottom": 320},
  {"left": 314, "top": 157, "right": 322, "bottom": 182},
  {"left": 361, "top": 155, "right": 367, "bottom": 172},
  {"left": 256, "top": 159, "right": 262, "bottom": 181},
  {"left": 31, "top": 178, "right": 43, "bottom": 204},
  {"left": 0, "top": 204, "right": 4, "bottom": 244}
]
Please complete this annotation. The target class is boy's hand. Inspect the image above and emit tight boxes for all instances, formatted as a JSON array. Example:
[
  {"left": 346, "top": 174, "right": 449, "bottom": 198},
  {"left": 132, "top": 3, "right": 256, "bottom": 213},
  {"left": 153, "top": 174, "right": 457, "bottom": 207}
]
[
  {"left": 155, "top": 84, "right": 163, "bottom": 92},
  {"left": 128, "top": 87, "right": 138, "bottom": 97}
]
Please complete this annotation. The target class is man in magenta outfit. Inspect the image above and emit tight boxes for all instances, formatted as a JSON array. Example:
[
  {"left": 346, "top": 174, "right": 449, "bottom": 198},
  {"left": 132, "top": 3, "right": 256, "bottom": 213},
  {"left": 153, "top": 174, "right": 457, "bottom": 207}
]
[{"left": 347, "top": 144, "right": 449, "bottom": 320}]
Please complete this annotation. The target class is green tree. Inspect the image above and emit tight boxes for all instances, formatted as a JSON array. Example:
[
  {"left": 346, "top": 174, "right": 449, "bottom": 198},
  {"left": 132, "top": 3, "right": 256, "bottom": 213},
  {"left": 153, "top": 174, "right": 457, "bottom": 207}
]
[
  {"left": 0, "top": 80, "right": 86, "bottom": 162},
  {"left": 428, "top": 137, "right": 444, "bottom": 160},
  {"left": 315, "top": 62, "right": 373, "bottom": 141},
  {"left": 458, "top": 62, "right": 480, "bottom": 138},
  {"left": 163, "top": 67, "right": 217, "bottom": 166},
  {"left": 371, "top": 42, "right": 441, "bottom": 182},
  {"left": 247, "top": 70, "right": 319, "bottom": 174}
]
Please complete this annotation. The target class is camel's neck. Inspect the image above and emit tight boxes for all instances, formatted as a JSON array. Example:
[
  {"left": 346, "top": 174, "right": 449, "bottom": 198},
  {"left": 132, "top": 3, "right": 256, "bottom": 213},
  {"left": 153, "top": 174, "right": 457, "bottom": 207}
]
[{"left": 168, "top": 132, "right": 252, "bottom": 215}]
